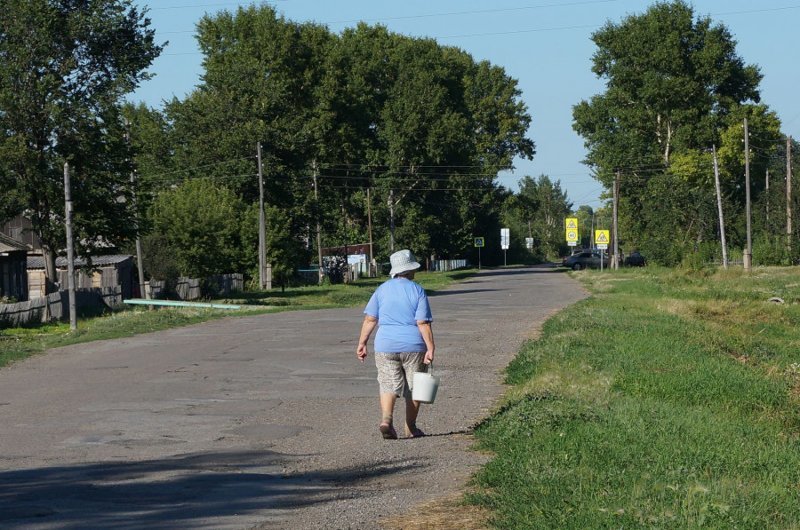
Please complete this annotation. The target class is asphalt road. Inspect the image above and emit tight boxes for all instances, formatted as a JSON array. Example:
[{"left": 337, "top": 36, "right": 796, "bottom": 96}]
[{"left": 0, "top": 266, "right": 586, "bottom": 529}]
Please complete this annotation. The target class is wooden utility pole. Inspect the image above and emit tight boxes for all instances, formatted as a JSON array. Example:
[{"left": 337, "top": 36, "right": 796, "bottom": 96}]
[
  {"left": 130, "top": 169, "right": 147, "bottom": 299},
  {"left": 765, "top": 169, "right": 770, "bottom": 226},
  {"left": 63, "top": 163, "right": 77, "bottom": 331},
  {"left": 313, "top": 161, "right": 323, "bottom": 285},
  {"left": 389, "top": 189, "right": 395, "bottom": 253},
  {"left": 612, "top": 171, "right": 619, "bottom": 269},
  {"left": 788, "top": 135, "right": 793, "bottom": 255},
  {"left": 257, "top": 143, "right": 271, "bottom": 290},
  {"left": 366, "top": 187, "right": 374, "bottom": 274},
  {"left": 712, "top": 145, "right": 728, "bottom": 269},
  {"left": 124, "top": 121, "right": 147, "bottom": 300},
  {"left": 743, "top": 118, "right": 752, "bottom": 271}
]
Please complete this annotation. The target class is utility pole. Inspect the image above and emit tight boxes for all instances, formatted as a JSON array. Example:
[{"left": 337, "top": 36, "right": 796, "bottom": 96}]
[
  {"left": 788, "top": 135, "right": 793, "bottom": 256},
  {"left": 257, "top": 143, "right": 270, "bottom": 290},
  {"left": 744, "top": 117, "right": 752, "bottom": 271},
  {"left": 313, "top": 160, "right": 323, "bottom": 285},
  {"left": 366, "top": 187, "right": 374, "bottom": 276},
  {"left": 130, "top": 169, "right": 147, "bottom": 300},
  {"left": 124, "top": 121, "right": 147, "bottom": 300},
  {"left": 389, "top": 189, "right": 395, "bottom": 253},
  {"left": 612, "top": 171, "right": 619, "bottom": 269},
  {"left": 713, "top": 145, "right": 728, "bottom": 269},
  {"left": 63, "top": 163, "right": 77, "bottom": 331},
  {"left": 765, "top": 169, "right": 770, "bottom": 226}
]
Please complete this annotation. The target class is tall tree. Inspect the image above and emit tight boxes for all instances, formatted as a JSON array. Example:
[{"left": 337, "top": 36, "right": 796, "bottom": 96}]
[
  {"left": 131, "top": 7, "right": 536, "bottom": 277},
  {"left": 505, "top": 176, "right": 572, "bottom": 260},
  {"left": 572, "top": 0, "right": 764, "bottom": 264},
  {"left": 0, "top": 0, "right": 162, "bottom": 290},
  {"left": 149, "top": 179, "right": 243, "bottom": 279}
]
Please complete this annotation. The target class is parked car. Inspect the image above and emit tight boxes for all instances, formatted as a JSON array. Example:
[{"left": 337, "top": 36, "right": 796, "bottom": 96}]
[
  {"left": 562, "top": 251, "right": 608, "bottom": 270},
  {"left": 624, "top": 251, "right": 647, "bottom": 267}
]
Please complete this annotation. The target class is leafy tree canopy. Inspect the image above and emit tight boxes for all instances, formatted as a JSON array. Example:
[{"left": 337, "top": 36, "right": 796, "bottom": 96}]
[
  {"left": 571, "top": 0, "right": 782, "bottom": 265},
  {"left": 0, "top": 0, "right": 162, "bottom": 286}
]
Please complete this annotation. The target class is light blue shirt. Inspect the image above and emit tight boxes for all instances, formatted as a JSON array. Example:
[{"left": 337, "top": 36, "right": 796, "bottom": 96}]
[{"left": 364, "top": 278, "right": 433, "bottom": 353}]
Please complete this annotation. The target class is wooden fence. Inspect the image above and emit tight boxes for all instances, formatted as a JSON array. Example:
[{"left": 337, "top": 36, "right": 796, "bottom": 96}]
[
  {"left": 148, "top": 273, "right": 244, "bottom": 301},
  {"left": 0, "top": 286, "right": 122, "bottom": 328},
  {"left": 0, "top": 273, "right": 244, "bottom": 328},
  {"left": 430, "top": 259, "right": 469, "bottom": 272}
]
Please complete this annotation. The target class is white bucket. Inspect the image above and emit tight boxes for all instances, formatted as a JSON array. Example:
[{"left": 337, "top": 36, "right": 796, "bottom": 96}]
[{"left": 412, "top": 364, "right": 440, "bottom": 404}]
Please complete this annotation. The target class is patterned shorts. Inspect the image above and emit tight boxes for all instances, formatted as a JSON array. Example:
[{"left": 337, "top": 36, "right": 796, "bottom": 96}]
[{"left": 375, "top": 351, "right": 428, "bottom": 398}]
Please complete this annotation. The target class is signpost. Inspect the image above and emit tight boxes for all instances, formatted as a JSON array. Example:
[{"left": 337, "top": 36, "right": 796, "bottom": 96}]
[
  {"left": 565, "top": 217, "right": 579, "bottom": 247},
  {"left": 474, "top": 236, "right": 484, "bottom": 269},
  {"left": 595, "top": 229, "right": 610, "bottom": 271},
  {"left": 500, "top": 228, "right": 510, "bottom": 266}
]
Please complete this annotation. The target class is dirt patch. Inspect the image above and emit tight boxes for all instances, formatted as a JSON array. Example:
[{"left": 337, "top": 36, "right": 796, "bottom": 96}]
[{"left": 381, "top": 492, "right": 491, "bottom": 530}]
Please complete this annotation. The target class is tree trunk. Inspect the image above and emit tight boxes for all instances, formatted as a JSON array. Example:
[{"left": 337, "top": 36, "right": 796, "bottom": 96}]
[
  {"left": 42, "top": 246, "right": 58, "bottom": 294},
  {"left": 42, "top": 245, "right": 58, "bottom": 322}
]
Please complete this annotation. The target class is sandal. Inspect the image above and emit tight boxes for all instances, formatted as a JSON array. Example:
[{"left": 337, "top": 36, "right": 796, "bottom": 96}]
[
  {"left": 379, "top": 423, "right": 398, "bottom": 440},
  {"left": 405, "top": 426, "right": 425, "bottom": 438}
]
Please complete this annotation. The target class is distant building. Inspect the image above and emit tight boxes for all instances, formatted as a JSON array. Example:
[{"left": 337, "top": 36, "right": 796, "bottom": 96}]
[
  {"left": 27, "top": 255, "right": 135, "bottom": 300},
  {"left": 1, "top": 215, "right": 41, "bottom": 251},
  {"left": 0, "top": 233, "right": 30, "bottom": 302}
]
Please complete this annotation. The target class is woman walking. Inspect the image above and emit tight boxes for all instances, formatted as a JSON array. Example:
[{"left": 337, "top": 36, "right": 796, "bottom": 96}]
[{"left": 356, "top": 249, "right": 435, "bottom": 439}]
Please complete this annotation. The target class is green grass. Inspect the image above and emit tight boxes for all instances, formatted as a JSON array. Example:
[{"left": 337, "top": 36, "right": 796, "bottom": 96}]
[
  {"left": 0, "top": 269, "right": 475, "bottom": 368},
  {"left": 469, "top": 266, "right": 800, "bottom": 529}
]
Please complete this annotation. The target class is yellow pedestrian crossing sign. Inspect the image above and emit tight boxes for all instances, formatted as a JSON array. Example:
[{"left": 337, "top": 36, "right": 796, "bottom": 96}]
[{"left": 595, "top": 230, "right": 610, "bottom": 249}]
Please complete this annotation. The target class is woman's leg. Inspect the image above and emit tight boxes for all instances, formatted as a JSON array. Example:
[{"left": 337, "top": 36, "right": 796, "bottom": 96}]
[
  {"left": 375, "top": 353, "right": 403, "bottom": 439},
  {"left": 404, "top": 398, "right": 421, "bottom": 434},
  {"left": 402, "top": 353, "right": 427, "bottom": 436},
  {"left": 380, "top": 392, "right": 397, "bottom": 425}
]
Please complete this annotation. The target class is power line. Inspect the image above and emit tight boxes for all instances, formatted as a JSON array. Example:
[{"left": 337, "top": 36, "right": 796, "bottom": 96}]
[
  {"left": 148, "top": 1, "right": 285, "bottom": 11},
  {"left": 157, "top": 3, "right": 800, "bottom": 47},
  {"left": 140, "top": 156, "right": 255, "bottom": 180},
  {"left": 323, "top": 0, "right": 620, "bottom": 25}
]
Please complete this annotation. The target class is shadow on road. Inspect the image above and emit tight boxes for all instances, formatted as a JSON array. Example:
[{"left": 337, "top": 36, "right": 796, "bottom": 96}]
[
  {"left": 408, "top": 429, "right": 473, "bottom": 439},
  {"left": 0, "top": 450, "right": 425, "bottom": 529}
]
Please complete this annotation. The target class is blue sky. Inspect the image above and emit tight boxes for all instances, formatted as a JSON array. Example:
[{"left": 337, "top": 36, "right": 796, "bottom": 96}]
[{"left": 130, "top": 0, "right": 800, "bottom": 210}]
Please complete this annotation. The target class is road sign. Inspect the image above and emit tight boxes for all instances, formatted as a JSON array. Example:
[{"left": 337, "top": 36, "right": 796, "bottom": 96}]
[
  {"left": 525, "top": 237, "right": 533, "bottom": 250},
  {"left": 595, "top": 229, "right": 610, "bottom": 250},
  {"left": 474, "top": 237, "right": 485, "bottom": 248},
  {"left": 566, "top": 228, "right": 579, "bottom": 243},
  {"left": 500, "top": 228, "right": 510, "bottom": 250},
  {"left": 565, "top": 217, "right": 578, "bottom": 230}
]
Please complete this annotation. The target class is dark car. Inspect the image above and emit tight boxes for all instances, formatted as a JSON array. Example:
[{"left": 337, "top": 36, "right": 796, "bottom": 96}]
[
  {"left": 624, "top": 251, "right": 647, "bottom": 267},
  {"left": 562, "top": 251, "right": 608, "bottom": 270}
]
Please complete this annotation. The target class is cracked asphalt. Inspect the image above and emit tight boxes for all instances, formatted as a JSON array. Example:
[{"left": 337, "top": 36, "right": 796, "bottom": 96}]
[{"left": 0, "top": 266, "right": 586, "bottom": 529}]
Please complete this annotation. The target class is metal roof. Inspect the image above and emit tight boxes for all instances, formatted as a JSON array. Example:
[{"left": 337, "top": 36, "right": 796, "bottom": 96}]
[
  {"left": 27, "top": 254, "right": 133, "bottom": 269},
  {"left": 0, "top": 232, "right": 29, "bottom": 253}
]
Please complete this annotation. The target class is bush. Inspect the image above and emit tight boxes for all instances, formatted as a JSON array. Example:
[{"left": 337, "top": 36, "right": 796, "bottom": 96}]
[
  {"left": 753, "top": 235, "right": 792, "bottom": 266},
  {"left": 679, "top": 242, "right": 720, "bottom": 270}
]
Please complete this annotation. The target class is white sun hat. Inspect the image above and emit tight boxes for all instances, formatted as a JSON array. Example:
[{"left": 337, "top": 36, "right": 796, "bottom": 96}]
[{"left": 389, "top": 249, "right": 421, "bottom": 278}]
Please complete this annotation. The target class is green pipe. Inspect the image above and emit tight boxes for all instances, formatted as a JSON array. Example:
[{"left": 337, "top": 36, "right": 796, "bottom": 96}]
[{"left": 123, "top": 299, "right": 242, "bottom": 310}]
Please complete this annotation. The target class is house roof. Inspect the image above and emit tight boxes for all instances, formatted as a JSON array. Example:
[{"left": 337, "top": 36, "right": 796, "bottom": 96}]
[
  {"left": 0, "top": 232, "right": 29, "bottom": 253},
  {"left": 27, "top": 254, "right": 133, "bottom": 269}
]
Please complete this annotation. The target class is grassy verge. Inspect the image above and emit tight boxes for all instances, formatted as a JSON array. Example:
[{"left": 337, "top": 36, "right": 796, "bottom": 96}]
[
  {"left": 0, "top": 269, "right": 474, "bottom": 368},
  {"left": 468, "top": 267, "right": 800, "bottom": 529}
]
